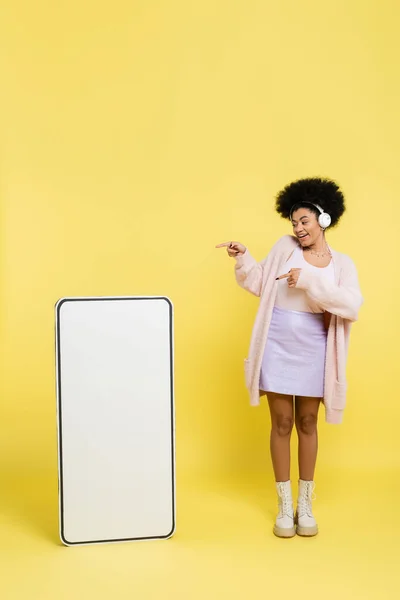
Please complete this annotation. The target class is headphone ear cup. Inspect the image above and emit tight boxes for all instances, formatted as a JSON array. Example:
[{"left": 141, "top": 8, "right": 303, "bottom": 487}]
[{"left": 319, "top": 212, "right": 331, "bottom": 228}]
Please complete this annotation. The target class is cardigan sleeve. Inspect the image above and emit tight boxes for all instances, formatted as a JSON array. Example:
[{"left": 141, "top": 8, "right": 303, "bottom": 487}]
[
  {"left": 233, "top": 236, "right": 291, "bottom": 297},
  {"left": 296, "top": 255, "right": 363, "bottom": 321},
  {"left": 233, "top": 249, "right": 265, "bottom": 297}
]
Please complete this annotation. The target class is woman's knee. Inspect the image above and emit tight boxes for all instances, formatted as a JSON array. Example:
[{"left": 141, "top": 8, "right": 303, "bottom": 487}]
[
  {"left": 273, "top": 414, "right": 294, "bottom": 437},
  {"left": 296, "top": 413, "right": 318, "bottom": 436}
]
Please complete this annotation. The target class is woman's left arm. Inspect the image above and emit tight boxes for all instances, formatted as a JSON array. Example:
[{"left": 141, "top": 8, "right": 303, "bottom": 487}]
[{"left": 296, "top": 257, "right": 363, "bottom": 322}]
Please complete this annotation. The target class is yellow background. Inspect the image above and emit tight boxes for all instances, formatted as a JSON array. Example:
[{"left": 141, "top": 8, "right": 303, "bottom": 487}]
[{"left": 1, "top": 1, "right": 399, "bottom": 598}]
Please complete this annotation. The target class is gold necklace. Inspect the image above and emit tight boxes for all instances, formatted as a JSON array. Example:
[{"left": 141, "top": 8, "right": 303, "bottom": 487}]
[{"left": 306, "top": 244, "right": 331, "bottom": 258}]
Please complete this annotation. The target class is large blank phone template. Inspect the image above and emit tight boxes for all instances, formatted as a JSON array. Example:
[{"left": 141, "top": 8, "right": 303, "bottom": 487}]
[{"left": 55, "top": 297, "right": 175, "bottom": 545}]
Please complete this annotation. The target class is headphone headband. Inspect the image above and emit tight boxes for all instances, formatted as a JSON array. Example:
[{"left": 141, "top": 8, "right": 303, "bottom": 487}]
[{"left": 289, "top": 202, "right": 323, "bottom": 219}]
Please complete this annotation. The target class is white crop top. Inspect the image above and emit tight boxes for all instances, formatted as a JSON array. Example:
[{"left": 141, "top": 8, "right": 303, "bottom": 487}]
[{"left": 275, "top": 245, "right": 335, "bottom": 313}]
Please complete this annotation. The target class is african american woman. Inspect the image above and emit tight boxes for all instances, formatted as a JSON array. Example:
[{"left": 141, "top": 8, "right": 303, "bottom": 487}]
[{"left": 216, "top": 177, "right": 363, "bottom": 538}]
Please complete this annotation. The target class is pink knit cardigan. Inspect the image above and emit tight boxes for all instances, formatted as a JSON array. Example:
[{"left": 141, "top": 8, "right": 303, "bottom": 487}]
[{"left": 234, "top": 235, "right": 363, "bottom": 424}]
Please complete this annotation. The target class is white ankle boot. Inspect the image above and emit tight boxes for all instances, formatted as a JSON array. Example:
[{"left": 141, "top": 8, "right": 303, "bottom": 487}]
[
  {"left": 273, "top": 481, "right": 295, "bottom": 538},
  {"left": 296, "top": 479, "right": 318, "bottom": 536}
]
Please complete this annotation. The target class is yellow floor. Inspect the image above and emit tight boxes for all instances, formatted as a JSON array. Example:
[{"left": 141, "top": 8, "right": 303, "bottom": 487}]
[{"left": 2, "top": 468, "right": 399, "bottom": 600}]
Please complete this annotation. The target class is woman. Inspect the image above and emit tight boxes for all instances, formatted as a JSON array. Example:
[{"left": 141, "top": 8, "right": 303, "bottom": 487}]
[{"left": 216, "top": 177, "right": 363, "bottom": 538}]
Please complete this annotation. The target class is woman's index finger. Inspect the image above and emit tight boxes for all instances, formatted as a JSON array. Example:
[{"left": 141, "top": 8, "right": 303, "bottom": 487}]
[{"left": 215, "top": 242, "right": 232, "bottom": 248}]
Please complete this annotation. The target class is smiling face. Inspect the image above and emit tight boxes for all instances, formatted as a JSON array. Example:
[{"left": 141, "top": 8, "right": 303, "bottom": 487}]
[{"left": 291, "top": 207, "right": 324, "bottom": 247}]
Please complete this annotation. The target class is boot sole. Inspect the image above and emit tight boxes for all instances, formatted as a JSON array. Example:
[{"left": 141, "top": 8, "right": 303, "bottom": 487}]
[
  {"left": 273, "top": 525, "right": 296, "bottom": 538},
  {"left": 296, "top": 525, "right": 318, "bottom": 537}
]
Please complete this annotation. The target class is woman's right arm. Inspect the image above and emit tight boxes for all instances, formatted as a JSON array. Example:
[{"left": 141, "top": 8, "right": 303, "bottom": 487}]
[
  {"left": 217, "top": 236, "right": 293, "bottom": 298},
  {"left": 216, "top": 241, "right": 263, "bottom": 297},
  {"left": 234, "top": 249, "right": 266, "bottom": 297}
]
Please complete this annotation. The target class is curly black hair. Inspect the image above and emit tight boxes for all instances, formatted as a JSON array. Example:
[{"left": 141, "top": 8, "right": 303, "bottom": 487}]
[{"left": 275, "top": 177, "right": 345, "bottom": 228}]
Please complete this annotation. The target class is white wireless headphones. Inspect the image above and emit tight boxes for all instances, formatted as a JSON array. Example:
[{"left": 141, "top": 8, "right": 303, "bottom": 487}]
[{"left": 290, "top": 202, "right": 331, "bottom": 230}]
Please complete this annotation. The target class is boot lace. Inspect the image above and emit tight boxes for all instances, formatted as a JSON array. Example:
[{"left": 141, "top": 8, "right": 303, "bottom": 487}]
[
  {"left": 297, "top": 481, "right": 316, "bottom": 518},
  {"left": 277, "top": 483, "right": 293, "bottom": 517}
]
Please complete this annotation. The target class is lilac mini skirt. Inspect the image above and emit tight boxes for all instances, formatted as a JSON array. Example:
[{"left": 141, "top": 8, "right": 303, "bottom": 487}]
[{"left": 259, "top": 306, "right": 327, "bottom": 398}]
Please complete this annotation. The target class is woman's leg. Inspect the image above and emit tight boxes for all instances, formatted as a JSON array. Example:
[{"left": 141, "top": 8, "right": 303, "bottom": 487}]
[
  {"left": 295, "top": 396, "right": 321, "bottom": 481},
  {"left": 294, "top": 396, "right": 321, "bottom": 536},
  {"left": 266, "top": 392, "right": 294, "bottom": 481},
  {"left": 267, "top": 392, "right": 296, "bottom": 537}
]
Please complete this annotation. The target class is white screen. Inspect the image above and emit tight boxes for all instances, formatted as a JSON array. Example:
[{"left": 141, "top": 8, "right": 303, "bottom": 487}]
[{"left": 55, "top": 297, "right": 175, "bottom": 545}]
